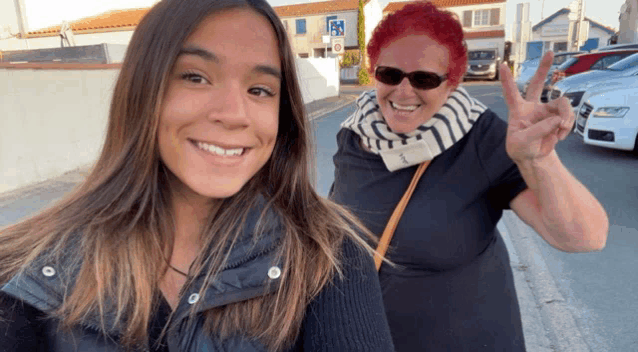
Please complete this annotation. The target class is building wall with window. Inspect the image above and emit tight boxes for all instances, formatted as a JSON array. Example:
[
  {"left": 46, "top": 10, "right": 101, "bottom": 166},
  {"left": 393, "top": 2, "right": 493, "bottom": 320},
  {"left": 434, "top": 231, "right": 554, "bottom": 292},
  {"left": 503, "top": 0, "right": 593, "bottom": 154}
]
[
  {"left": 279, "top": 11, "right": 358, "bottom": 58},
  {"left": 531, "top": 9, "right": 616, "bottom": 56},
  {"left": 384, "top": 0, "right": 507, "bottom": 60}
]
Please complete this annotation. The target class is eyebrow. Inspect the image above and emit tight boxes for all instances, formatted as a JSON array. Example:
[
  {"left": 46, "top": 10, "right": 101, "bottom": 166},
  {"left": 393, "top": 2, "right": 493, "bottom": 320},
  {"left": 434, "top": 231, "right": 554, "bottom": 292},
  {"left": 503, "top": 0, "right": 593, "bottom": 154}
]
[{"left": 177, "top": 46, "right": 282, "bottom": 80}]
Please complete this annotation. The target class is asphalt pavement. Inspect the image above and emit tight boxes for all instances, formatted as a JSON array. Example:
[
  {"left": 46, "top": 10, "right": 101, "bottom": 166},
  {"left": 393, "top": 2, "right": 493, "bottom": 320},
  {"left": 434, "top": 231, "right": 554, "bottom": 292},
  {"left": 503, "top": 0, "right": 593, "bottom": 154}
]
[{"left": 0, "top": 85, "right": 588, "bottom": 352}]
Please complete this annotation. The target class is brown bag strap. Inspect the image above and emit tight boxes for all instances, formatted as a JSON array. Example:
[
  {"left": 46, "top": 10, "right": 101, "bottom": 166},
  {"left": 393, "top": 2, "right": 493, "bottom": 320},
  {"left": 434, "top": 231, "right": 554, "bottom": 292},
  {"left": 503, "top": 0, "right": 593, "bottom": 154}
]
[{"left": 374, "top": 161, "right": 430, "bottom": 271}]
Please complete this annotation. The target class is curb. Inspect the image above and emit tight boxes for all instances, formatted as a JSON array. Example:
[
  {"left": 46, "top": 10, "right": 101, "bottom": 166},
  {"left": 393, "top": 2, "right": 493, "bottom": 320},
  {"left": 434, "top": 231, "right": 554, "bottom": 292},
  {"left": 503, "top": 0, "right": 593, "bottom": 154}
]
[
  {"left": 308, "top": 94, "right": 358, "bottom": 120},
  {"left": 500, "top": 210, "right": 591, "bottom": 352},
  {"left": 0, "top": 165, "right": 91, "bottom": 208}
]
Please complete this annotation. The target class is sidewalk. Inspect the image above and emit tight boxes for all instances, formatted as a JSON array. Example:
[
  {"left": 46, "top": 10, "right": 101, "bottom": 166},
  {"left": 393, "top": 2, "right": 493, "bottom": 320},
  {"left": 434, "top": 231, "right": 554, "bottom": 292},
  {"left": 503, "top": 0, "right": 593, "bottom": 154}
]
[{"left": 0, "top": 90, "right": 585, "bottom": 352}]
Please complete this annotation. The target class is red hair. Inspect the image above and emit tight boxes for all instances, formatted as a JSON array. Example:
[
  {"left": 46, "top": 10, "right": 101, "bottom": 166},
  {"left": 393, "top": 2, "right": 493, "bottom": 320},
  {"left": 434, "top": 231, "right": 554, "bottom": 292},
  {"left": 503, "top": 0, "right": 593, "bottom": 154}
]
[{"left": 367, "top": 1, "right": 467, "bottom": 87}]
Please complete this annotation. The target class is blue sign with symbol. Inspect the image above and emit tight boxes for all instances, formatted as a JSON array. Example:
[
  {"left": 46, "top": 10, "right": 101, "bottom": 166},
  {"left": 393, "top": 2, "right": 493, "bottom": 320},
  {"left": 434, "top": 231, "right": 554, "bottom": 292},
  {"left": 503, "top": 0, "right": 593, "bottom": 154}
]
[{"left": 329, "top": 19, "right": 345, "bottom": 37}]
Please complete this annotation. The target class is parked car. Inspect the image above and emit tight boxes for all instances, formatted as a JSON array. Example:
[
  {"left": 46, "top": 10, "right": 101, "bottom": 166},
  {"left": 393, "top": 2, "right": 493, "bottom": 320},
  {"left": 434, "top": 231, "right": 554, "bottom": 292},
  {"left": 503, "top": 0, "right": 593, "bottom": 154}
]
[
  {"left": 548, "top": 53, "right": 638, "bottom": 115},
  {"left": 518, "top": 51, "right": 584, "bottom": 97},
  {"left": 465, "top": 48, "right": 501, "bottom": 80},
  {"left": 516, "top": 58, "right": 540, "bottom": 93},
  {"left": 595, "top": 43, "right": 638, "bottom": 51},
  {"left": 575, "top": 86, "right": 638, "bottom": 153},
  {"left": 548, "top": 49, "right": 638, "bottom": 85}
]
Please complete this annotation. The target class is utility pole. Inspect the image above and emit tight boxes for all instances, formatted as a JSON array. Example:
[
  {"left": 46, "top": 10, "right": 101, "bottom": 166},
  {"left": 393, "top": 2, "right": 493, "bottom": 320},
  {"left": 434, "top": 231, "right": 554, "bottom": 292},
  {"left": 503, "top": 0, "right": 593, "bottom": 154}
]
[{"left": 567, "top": 0, "right": 585, "bottom": 51}]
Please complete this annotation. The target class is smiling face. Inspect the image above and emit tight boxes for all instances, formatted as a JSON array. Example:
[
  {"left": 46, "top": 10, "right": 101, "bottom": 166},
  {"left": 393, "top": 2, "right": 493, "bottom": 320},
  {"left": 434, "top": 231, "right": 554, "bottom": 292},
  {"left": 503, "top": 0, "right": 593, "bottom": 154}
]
[
  {"left": 158, "top": 8, "right": 281, "bottom": 206},
  {"left": 375, "top": 34, "right": 456, "bottom": 134}
]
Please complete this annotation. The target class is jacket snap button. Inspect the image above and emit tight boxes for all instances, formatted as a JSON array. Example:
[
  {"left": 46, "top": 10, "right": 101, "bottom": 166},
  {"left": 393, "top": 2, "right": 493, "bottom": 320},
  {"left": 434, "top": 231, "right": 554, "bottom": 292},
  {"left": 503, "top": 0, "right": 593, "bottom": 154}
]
[
  {"left": 267, "top": 266, "right": 281, "bottom": 279},
  {"left": 42, "top": 266, "right": 56, "bottom": 277},
  {"left": 188, "top": 293, "right": 200, "bottom": 304}
]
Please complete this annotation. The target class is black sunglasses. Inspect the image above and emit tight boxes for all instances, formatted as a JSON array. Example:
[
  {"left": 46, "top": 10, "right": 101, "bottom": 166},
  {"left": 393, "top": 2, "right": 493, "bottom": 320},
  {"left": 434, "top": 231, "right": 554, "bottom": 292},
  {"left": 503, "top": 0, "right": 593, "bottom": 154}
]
[{"left": 374, "top": 66, "right": 448, "bottom": 90}]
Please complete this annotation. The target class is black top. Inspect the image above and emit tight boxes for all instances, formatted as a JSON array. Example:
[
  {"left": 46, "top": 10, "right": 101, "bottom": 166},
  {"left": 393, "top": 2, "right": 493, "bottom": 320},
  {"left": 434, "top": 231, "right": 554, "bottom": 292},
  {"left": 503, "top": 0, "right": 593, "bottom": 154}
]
[
  {"left": 331, "top": 109, "right": 528, "bottom": 351},
  {"left": 0, "top": 238, "right": 394, "bottom": 352}
]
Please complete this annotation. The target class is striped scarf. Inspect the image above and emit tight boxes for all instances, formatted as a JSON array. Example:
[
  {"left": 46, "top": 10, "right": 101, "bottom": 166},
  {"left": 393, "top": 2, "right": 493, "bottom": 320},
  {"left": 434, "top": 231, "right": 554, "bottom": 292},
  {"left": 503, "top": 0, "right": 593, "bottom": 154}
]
[{"left": 341, "top": 87, "right": 487, "bottom": 172}]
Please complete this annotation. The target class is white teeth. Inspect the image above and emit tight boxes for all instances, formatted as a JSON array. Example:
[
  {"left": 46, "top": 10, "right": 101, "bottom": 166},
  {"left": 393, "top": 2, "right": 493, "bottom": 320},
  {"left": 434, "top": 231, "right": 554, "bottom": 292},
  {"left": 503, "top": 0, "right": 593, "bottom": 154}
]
[
  {"left": 196, "top": 141, "right": 244, "bottom": 156},
  {"left": 391, "top": 101, "right": 419, "bottom": 111}
]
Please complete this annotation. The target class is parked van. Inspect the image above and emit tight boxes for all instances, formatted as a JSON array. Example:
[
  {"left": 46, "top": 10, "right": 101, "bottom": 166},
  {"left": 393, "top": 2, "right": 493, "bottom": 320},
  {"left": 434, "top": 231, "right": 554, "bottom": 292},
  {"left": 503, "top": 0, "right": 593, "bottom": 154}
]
[{"left": 465, "top": 48, "right": 501, "bottom": 81}]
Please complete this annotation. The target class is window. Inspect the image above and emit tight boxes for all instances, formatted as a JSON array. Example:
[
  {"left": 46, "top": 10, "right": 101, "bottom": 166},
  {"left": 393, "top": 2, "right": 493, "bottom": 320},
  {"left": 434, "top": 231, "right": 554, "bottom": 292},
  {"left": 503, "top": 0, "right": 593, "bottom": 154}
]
[
  {"left": 283, "top": 20, "right": 288, "bottom": 32},
  {"left": 298, "top": 53, "right": 309, "bottom": 58},
  {"left": 296, "top": 19, "right": 306, "bottom": 34},
  {"left": 591, "top": 54, "right": 631, "bottom": 70},
  {"left": 462, "top": 8, "right": 500, "bottom": 27},
  {"left": 553, "top": 42, "right": 568, "bottom": 52},
  {"left": 473, "top": 10, "right": 489, "bottom": 26},
  {"left": 326, "top": 15, "right": 337, "bottom": 32}
]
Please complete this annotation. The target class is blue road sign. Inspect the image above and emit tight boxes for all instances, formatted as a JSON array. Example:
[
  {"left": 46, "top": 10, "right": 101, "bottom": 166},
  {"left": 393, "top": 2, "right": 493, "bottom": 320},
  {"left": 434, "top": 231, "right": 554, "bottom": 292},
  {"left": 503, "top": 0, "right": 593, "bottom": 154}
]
[{"left": 329, "top": 19, "right": 345, "bottom": 37}]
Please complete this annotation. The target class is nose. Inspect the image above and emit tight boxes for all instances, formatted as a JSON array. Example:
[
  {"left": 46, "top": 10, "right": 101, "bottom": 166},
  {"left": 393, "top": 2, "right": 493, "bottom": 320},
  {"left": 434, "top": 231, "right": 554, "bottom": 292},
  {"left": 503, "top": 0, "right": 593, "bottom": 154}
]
[
  {"left": 395, "top": 75, "right": 416, "bottom": 94},
  {"left": 207, "top": 82, "right": 250, "bottom": 129}
]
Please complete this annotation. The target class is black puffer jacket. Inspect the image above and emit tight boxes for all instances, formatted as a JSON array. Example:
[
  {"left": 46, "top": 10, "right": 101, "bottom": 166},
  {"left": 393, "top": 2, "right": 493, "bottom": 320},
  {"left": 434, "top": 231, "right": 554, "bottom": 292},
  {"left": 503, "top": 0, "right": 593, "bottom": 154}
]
[{"left": 0, "top": 203, "right": 395, "bottom": 352}]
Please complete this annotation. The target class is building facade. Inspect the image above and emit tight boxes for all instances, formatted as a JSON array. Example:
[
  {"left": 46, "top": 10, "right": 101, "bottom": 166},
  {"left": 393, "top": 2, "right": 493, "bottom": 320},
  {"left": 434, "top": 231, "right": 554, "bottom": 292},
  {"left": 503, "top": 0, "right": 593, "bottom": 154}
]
[
  {"left": 529, "top": 8, "right": 616, "bottom": 58},
  {"left": 274, "top": 0, "right": 383, "bottom": 59},
  {"left": 618, "top": 0, "right": 638, "bottom": 44},
  {"left": 384, "top": 0, "right": 507, "bottom": 60},
  {"left": 1, "top": 1, "right": 384, "bottom": 61}
]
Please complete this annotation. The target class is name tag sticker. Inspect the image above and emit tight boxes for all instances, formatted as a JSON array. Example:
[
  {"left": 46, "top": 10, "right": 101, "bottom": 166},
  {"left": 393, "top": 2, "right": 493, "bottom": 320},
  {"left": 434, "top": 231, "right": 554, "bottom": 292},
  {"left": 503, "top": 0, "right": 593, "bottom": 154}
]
[{"left": 379, "top": 139, "right": 433, "bottom": 172}]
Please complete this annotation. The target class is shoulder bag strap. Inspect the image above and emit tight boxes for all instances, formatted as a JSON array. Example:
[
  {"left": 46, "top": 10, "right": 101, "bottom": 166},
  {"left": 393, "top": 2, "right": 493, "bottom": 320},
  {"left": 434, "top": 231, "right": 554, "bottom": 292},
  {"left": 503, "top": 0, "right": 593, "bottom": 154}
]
[{"left": 374, "top": 161, "right": 430, "bottom": 271}]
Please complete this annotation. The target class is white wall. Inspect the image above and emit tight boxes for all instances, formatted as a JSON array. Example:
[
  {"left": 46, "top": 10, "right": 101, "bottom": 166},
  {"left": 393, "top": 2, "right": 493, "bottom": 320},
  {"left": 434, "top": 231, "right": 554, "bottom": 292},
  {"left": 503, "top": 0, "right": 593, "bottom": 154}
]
[
  {"left": 0, "top": 68, "right": 118, "bottom": 193},
  {"left": 0, "top": 57, "right": 339, "bottom": 194},
  {"left": 365, "top": 0, "right": 383, "bottom": 46},
  {"left": 619, "top": 0, "right": 638, "bottom": 43},
  {"left": 296, "top": 57, "right": 340, "bottom": 104}
]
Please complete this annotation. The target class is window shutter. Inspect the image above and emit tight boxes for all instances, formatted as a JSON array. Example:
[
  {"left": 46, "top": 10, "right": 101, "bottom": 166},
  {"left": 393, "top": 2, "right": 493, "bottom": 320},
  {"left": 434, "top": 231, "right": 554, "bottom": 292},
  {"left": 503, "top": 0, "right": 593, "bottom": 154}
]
[
  {"left": 463, "top": 11, "right": 472, "bottom": 27},
  {"left": 490, "top": 8, "right": 500, "bottom": 25}
]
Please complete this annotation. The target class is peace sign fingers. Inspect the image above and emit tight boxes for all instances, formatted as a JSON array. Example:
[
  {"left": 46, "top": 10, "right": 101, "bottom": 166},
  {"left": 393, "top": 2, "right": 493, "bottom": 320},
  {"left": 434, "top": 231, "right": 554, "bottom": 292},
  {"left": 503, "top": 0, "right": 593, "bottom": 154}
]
[{"left": 524, "top": 51, "right": 554, "bottom": 103}]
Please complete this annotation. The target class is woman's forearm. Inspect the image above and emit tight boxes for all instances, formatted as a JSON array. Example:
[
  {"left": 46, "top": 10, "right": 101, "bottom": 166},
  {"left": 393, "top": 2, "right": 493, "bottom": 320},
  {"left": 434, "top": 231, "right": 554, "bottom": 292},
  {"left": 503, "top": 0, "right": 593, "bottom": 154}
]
[{"left": 515, "top": 150, "right": 609, "bottom": 251}]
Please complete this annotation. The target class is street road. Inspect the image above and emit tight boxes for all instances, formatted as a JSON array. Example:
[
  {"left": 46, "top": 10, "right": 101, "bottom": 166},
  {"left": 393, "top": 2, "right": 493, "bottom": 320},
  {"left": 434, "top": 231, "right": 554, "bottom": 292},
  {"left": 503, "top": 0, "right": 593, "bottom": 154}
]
[{"left": 314, "top": 82, "right": 638, "bottom": 352}]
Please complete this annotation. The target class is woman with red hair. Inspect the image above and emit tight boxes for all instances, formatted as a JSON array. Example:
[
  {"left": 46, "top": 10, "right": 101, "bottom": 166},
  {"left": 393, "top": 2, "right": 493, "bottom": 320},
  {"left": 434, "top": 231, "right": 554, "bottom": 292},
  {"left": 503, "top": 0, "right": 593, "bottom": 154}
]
[{"left": 331, "top": 1, "right": 608, "bottom": 350}]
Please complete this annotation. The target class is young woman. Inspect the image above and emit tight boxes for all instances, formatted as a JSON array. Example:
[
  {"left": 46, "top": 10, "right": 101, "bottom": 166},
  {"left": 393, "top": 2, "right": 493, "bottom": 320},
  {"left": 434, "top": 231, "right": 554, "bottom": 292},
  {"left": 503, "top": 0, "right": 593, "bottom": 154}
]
[
  {"left": 0, "top": 0, "right": 394, "bottom": 351},
  {"left": 330, "top": 2, "right": 608, "bottom": 351}
]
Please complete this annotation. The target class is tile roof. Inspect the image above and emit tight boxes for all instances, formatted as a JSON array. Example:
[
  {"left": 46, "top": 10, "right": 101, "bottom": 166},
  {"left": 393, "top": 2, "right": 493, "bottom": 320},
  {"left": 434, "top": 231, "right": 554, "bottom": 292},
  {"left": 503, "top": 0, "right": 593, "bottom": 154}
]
[
  {"left": 384, "top": 0, "right": 505, "bottom": 13},
  {"left": 24, "top": 0, "right": 367, "bottom": 38},
  {"left": 26, "top": 8, "right": 150, "bottom": 38},
  {"left": 273, "top": 0, "right": 362, "bottom": 18}
]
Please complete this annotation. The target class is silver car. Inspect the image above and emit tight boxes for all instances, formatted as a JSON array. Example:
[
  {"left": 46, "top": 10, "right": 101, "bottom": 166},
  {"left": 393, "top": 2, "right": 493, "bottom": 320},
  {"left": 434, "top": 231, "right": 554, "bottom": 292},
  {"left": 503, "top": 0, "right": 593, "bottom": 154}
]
[
  {"left": 549, "top": 53, "right": 638, "bottom": 116},
  {"left": 519, "top": 51, "right": 584, "bottom": 99}
]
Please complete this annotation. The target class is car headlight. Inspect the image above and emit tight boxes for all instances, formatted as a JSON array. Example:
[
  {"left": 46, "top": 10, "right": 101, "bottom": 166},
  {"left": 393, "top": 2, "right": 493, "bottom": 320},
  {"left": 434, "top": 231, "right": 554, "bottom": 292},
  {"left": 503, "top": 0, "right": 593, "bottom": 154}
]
[{"left": 592, "top": 106, "right": 629, "bottom": 118}]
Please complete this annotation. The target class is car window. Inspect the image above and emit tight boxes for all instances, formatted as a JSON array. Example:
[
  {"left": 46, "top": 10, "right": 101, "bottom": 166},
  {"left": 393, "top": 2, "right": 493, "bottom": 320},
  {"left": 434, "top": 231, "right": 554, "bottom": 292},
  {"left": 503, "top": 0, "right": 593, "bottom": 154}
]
[
  {"left": 591, "top": 55, "right": 622, "bottom": 70},
  {"left": 557, "top": 57, "right": 578, "bottom": 70},
  {"left": 553, "top": 54, "right": 576, "bottom": 65},
  {"left": 606, "top": 53, "right": 638, "bottom": 71},
  {"left": 468, "top": 51, "right": 496, "bottom": 60}
]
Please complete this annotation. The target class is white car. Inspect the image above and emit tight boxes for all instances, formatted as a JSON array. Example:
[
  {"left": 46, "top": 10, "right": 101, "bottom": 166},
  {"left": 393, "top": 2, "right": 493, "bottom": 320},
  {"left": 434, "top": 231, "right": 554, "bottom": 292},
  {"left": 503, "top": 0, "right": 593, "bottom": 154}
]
[
  {"left": 548, "top": 53, "right": 638, "bottom": 114},
  {"left": 575, "top": 86, "right": 638, "bottom": 153},
  {"left": 554, "top": 75, "right": 638, "bottom": 123}
]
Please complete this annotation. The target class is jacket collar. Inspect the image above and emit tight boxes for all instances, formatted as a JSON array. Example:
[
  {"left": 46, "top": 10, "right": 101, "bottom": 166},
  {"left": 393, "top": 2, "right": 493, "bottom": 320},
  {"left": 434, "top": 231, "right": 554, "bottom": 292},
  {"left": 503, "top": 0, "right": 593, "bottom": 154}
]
[{"left": 1, "top": 195, "right": 284, "bottom": 336}]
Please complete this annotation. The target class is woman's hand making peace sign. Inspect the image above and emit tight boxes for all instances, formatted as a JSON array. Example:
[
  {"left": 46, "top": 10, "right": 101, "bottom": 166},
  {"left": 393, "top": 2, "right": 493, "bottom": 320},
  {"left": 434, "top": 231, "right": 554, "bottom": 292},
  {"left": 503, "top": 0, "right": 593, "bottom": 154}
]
[{"left": 499, "top": 51, "right": 575, "bottom": 163}]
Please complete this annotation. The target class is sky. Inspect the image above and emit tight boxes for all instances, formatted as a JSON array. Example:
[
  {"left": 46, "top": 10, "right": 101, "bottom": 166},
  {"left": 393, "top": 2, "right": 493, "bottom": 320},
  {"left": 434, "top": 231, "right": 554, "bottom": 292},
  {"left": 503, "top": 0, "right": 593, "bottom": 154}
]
[{"left": 22, "top": 0, "right": 628, "bottom": 36}]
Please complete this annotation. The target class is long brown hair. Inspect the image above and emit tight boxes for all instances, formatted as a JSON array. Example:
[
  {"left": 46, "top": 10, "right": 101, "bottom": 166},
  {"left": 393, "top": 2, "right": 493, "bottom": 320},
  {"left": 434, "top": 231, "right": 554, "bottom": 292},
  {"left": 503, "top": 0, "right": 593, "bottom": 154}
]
[{"left": 0, "top": 0, "right": 376, "bottom": 350}]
